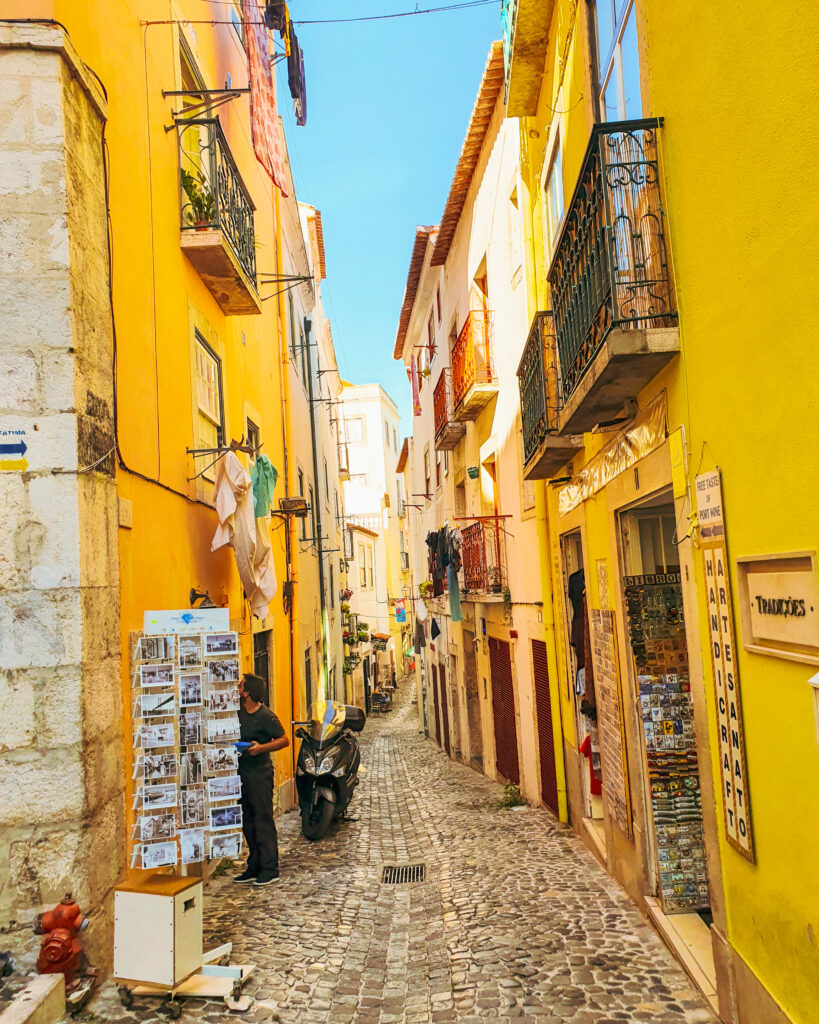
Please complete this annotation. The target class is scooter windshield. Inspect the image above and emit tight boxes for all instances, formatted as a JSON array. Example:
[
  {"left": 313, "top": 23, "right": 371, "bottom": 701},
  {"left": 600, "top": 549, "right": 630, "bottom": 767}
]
[{"left": 305, "top": 700, "right": 346, "bottom": 744}]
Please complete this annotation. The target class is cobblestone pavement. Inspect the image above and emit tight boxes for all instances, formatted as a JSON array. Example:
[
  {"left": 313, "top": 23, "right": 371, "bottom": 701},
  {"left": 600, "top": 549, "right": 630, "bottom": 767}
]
[{"left": 75, "top": 683, "right": 714, "bottom": 1024}]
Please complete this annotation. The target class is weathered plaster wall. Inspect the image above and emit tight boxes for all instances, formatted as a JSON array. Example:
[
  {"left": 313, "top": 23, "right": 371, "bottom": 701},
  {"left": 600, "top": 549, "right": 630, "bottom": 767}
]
[{"left": 0, "top": 25, "right": 123, "bottom": 966}]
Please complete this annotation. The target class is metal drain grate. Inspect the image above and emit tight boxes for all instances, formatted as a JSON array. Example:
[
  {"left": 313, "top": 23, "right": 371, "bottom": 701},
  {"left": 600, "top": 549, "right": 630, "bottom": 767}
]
[{"left": 382, "top": 863, "right": 426, "bottom": 885}]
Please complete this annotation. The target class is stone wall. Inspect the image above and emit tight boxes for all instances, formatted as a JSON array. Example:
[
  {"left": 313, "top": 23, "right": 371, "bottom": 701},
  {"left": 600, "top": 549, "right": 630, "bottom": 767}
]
[{"left": 0, "top": 25, "right": 123, "bottom": 967}]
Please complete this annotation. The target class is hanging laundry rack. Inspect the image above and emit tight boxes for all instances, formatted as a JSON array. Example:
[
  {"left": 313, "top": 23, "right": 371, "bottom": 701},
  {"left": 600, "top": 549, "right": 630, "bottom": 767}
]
[{"left": 185, "top": 435, "right": 260, "bottom": 482}]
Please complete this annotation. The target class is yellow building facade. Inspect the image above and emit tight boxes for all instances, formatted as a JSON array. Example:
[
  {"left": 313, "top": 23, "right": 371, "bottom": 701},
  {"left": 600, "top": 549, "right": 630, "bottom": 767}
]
[
  {"left": 505, "top": 1, "right": 819, "bottom": 1022},
  {"left": 0, "top": 0, "right": 324, "bottom": 958}
]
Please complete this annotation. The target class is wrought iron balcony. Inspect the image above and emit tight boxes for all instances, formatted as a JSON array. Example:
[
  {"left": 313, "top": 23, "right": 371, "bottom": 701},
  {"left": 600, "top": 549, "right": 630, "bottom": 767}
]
[
  {"left": 460, "top": 517, "right": 507, "bottom": 598},
  {"left": 176, "top": 117, "right": 261, "bottom": 315},
  {"left": 451, "top": 310, "right": 497, "bottom": 420},
  {"left": 548, "top": 119, "right": 679, "bottom": 433},
  {"left": 433, "top": 367, "right": 466, "bottom": 451},
  {"left": 516, "top": 311, "right": 583, "bottom": 479}
]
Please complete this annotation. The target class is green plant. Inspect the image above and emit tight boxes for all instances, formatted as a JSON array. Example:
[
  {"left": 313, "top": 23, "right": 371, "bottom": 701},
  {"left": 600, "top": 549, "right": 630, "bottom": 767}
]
[
  {"left": 210, "top": 857, "right": 237, "bottom": 878},
  {"left": 503, "top": 586, "right": 512, "bottom": 612},
  {"left": 340, "top": 601, "right": 350, "bottom": 613},
  {"left": 181, "top": 168, "right": 215, "bottom": 224},
  {"left": 497, "top": 782, "right": 527, "bottom": 809},
  {"left": 419, "top": 580, "right": 433, "bottom": 599},
  {"left": 357, "top": 621, "right": 369, "bottom": 630}
]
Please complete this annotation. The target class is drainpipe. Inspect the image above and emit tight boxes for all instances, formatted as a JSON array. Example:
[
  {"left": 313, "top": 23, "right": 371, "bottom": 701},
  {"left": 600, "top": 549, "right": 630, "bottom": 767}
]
[
  {"left": 274, "top": 187, "right": 297, "bottom": 785},
  {"left": 304, "top": 316, "right": 330, "bottom": 700}
]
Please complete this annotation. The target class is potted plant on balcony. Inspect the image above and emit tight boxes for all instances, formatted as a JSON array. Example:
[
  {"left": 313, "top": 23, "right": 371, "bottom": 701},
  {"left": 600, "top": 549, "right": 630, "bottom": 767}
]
[
  {"left": 181, "top": 169, "right": 215, "bottom": 229},
  {"left": 356, "top": 621, "right": 370, "bottom": 642},
  {"left": 340, "top": 601, "right": 350, "bottom": 614},
  {"left": 418, "top": 580, "right": 433, "bottom": 600},
  {"left": 487, "top": 566, "right": 503, "bottom": 594}
]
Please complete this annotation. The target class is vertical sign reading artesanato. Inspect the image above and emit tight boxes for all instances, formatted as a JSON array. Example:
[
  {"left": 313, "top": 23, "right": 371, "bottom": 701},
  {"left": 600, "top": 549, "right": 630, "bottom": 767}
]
[{"left": 696, "top": 470, "right": 754, "bottom": 861}]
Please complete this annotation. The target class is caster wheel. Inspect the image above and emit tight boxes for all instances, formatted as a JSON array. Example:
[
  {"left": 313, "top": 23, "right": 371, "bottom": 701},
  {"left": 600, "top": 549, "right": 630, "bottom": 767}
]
[
  {"left": 118, "top": 986, "right": 133, "bottom": 1009},
  {"left": 232, "top": 980, "right": 242, "bottom": 1001},
  {"left": 167, "top": 1001, "right": 182, "bottom": 1020}
]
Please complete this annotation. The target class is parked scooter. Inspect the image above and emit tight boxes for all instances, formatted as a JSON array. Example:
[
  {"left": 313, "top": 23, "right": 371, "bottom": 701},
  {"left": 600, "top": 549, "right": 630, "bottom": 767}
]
[{"left": 294, "top": 701, "right": 365, "bottom": 840}]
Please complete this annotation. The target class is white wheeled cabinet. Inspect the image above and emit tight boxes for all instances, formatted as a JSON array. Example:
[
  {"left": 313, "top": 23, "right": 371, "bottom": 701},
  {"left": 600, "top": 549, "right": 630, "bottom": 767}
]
[{"left": 113, "top": 874, "right": 255, "bottom": 1017}]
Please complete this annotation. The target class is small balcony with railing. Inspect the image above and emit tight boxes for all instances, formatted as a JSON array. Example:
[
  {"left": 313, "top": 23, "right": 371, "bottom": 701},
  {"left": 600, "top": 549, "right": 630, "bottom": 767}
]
[
  {"left": 460, "top": 517, "right": 508, "bottom": 600},
  {"left": 433, "top": 367, "right": 466, "bottom": 451},
  {"left": 517, "top": 311, "right": 583, "bottom": 479},
  {"left": 176, "top": 117, "right": 261, "bottom": 315},
  {"left": 549, "top": 119, "right": 678, "bottom": 434},
  {"left": 451, "top": 310, "right": 497, "bottom": 420}
]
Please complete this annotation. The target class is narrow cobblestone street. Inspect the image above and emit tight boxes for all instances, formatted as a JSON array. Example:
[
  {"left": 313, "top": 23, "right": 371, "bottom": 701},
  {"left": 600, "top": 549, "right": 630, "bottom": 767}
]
[{"left": 84, "top": 685, "right": 715, "bottom": 1024}]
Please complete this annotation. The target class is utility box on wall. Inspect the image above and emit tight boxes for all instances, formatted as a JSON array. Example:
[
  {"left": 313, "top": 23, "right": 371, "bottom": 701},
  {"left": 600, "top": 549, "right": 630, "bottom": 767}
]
[{"left": 114, "top": 876, "right": 203, "bottom": 986}]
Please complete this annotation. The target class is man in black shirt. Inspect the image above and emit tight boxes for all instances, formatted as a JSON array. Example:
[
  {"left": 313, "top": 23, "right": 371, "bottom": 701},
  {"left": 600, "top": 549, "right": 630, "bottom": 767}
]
[{"left": 234, "top": 673, "right": 289, "bottom": 886}]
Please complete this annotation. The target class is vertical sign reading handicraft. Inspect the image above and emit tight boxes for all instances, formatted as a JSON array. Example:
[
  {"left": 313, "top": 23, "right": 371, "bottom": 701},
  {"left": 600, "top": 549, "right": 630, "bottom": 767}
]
[{"left": 696, "top": 470, "right": 754, "bottom": 862}]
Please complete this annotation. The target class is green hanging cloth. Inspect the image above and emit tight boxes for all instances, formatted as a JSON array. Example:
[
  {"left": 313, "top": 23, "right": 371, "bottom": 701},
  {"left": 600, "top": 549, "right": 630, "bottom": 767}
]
[{"left": 250, "top": 454, "right": 279, "bottom": 518}]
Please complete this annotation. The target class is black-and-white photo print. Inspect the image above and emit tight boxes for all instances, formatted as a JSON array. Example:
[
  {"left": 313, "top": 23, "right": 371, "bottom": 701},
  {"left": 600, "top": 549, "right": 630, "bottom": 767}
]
[
  {"left": 180, "top": 711, "right": 202, "bottom": 746},
  {"left": 208, "top": 658, "right": 240, "bottom": 683},
  {"left": 139, "top": 663, "right": 175, "bottom": 689},
  {"left": 178, "top": 635, "right": 203, "bottom": 668},
  {"left": 179, "top": 828, "right": 206, "bottom": 865},
  {"left": 207, "top": 775, "right": 242, "bottom": 802},
  {"left": 204, "top": 632, "right": 239, "bottom": 657},
  {"left": 208, "top": 686, "right": 240, "bottom": 713},
  {"left": 180, "top": 750, "right": 204, "bottom": 786},
  {"left": 180, "top": 673, "right": 203, "bottom": 708},
  {"left": 209, "top": 804, "right": 242, "bottom": 831},
  {"left": 181, "top": 786, "right": 206, "bottom": 826},
  {"left": 205, "top": 745, "right": 239, "bottom": 775}
]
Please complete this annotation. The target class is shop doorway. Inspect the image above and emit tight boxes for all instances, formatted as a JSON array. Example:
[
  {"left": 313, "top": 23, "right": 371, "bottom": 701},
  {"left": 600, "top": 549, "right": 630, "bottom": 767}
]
[
  {"left": 439, "top": 662, "right": 452, "bottom": 758},
  {"left": 560, "top": 531, "right": 603, "bottom": 822},
  {"left": 430, "top": 663, "right": 442, "bottom": 745},
  {"left": 462, "top": 630, "right": 483, "bottom": 770},
  {"left": 531, "top": 639, "right": 560, "bottom": 816},
  {"left": 488, "top": 637, "right": 520, "bottom": 785},
  {"left": 253, "top": 630, "right": 271, "bottom": 706},
  {"left": 449, "top": 654, "right": 463, "bottom": 760},
  {"left": 618, "top": 492, "right": 710, "bottom": 917}
]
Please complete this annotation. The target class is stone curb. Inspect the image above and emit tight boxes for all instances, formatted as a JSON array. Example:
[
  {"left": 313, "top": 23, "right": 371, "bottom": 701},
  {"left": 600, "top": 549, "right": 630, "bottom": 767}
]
[{"left": 0, "top": 976, "right": 65, "bottom": 1024}]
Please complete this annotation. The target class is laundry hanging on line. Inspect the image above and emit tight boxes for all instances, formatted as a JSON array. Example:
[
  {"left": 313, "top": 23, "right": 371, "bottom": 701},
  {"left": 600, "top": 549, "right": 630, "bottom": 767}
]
[{"left": 212, "top": 451, "right": 277, "bottom": 618}]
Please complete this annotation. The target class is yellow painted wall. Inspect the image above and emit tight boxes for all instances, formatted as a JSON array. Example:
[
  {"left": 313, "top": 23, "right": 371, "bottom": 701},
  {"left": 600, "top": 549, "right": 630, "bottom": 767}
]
[
  {"left": 514, "top": 0, "right": 819, "bottom": 1019},
  {"left": 11, "top": 0, "right": 298, "bottom": 871}
]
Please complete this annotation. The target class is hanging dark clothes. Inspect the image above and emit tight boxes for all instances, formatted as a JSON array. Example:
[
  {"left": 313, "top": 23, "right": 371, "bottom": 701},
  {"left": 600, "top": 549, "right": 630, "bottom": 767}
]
[
  {"left": 430, "top": 618, "right": 441, "bottom": 641},
  {"left": 414, "top": 619, "right": 426, "bottom": 650},
  {"left": 264, "top": 0, "right": 287, "bottom": 32},
  {"left": 287, "top": 23, "right": 307, "bottom": 126},
  {"left": 568, "top": 569, "right": 585, "bottom": 669}
]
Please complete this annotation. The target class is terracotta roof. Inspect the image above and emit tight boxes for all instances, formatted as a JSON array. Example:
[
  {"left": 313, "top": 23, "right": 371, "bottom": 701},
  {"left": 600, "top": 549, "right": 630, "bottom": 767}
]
[
  {"left": 314, "top": 209, "right": 326, "bottom": 280},
  {"left": 430, "top": 41, "right": 504, "bottom": 268},
  {"left": 392, "top": 226, "right": 437, "bottom": 360},
  {"left": 395, "top": 437, "right": 409, "bottom": 473}
]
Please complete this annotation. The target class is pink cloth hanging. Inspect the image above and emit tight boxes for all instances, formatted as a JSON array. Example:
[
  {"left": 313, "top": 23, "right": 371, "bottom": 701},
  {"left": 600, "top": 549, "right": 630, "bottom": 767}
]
[{"left": 243, "top": 0, "right": 289, "bottom": 195}]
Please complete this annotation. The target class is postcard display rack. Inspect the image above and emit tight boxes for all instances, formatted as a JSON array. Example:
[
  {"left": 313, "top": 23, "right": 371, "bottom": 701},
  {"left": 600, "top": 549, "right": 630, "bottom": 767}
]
[
  {"left": 623, "top": 573, "right": 710, "bottom": 915},
  {"left": 131, "top": 630, "right": 245, "bottom": 872}
]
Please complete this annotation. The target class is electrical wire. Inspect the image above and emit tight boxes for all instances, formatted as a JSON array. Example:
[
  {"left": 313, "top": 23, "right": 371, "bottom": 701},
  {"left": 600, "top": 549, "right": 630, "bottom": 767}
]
[{"left": 179, "top": 0, "right": 496, "bottom": 25}]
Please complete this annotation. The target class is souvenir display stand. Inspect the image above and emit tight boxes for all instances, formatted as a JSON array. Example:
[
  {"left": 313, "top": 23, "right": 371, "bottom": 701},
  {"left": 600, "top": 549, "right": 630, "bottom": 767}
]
[
  {"left": 624, "top": 574, "right": 710, "bottom": 915},
  {"left": 114, "top": 614, "right": 255, "bottom": 1014}
]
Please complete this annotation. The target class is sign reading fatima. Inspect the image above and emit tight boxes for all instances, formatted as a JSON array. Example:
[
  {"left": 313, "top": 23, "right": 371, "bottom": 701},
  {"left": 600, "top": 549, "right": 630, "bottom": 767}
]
[{"left": 696, "top": 469, "right": 754, "bottom": 862}]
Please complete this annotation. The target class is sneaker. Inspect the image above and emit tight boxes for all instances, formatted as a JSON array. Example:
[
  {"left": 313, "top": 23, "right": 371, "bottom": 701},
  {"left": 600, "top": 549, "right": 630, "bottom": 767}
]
[
  {"left": 233, "top": 869, "right": 258, "bottom": 884},
  {"left": 253, "top": 870, "right": 280, "bottom": 886}
]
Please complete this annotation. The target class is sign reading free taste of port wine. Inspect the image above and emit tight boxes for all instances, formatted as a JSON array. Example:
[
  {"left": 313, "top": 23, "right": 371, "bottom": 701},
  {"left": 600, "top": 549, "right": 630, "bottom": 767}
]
[{"left": 695, "top": 469, "right": 754, "bottom": 862}]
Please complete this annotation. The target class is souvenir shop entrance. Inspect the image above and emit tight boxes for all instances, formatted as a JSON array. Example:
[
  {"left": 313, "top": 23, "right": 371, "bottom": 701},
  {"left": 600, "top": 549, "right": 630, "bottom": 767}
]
[
  {"left": 617, "top": 491, "right": 711, "bottom": 917},
  {"left": 560, "top": 530, "right": 604, "bottom": 826}
]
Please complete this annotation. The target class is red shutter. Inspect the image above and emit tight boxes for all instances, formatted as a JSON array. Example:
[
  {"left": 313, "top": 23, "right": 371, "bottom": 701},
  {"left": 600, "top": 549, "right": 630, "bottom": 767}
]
[
  {"left": 439, "top": 663, "right": 452, "bottom": 758},
  {"left": 430, "top": 664, "right": 442, "bottom": 746},
  {"left": 489, "top": 638, "right": 520, "bottom": 785},
  {"left": 532, "top": 639, "right": 559, "bottom": 816}
]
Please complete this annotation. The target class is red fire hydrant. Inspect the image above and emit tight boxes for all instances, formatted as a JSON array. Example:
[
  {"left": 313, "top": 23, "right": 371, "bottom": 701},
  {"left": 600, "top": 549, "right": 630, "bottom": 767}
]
[{"left": 34, "top": 893, "right": 88, "bottom": 989}]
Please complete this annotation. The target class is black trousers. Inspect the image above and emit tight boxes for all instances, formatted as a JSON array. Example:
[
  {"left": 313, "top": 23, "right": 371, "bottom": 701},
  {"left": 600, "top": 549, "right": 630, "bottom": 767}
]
[{"left": 240, "top": 766, "right": 278, "bottom": 873}]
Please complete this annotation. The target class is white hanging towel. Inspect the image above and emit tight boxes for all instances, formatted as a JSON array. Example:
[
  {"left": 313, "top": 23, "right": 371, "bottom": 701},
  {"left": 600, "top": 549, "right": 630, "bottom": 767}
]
[{"left": 211, "top": 451, "right": 277, "bottom": 618}]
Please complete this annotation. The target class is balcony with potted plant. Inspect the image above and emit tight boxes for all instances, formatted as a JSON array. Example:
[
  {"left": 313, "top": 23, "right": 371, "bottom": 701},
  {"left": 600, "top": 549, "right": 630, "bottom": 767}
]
[{"left": 176, "top": 117, "right": 261, "bottom": 315}]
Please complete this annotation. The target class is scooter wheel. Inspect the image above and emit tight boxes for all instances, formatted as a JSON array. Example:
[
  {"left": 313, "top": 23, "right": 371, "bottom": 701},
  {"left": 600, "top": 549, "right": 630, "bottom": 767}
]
[
  {"left": 118, "top": 986, "right": 133, "bottom": 1008},
  {"left": 301, "top": 797, "right": 335, "bottom": 840}
]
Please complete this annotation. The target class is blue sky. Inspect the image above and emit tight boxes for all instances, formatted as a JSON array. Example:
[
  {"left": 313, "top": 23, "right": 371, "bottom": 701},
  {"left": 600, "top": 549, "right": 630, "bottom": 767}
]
[{"left": 275, "top": 1, "right": 501, "bottom": 432}]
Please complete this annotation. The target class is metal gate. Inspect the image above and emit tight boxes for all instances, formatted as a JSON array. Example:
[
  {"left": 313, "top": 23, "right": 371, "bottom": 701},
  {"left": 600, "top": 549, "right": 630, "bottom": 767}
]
[
  {"left": 439, "top": 662, "right": 451, "bottom": 758},
  {"left": 531, "top": 639, "right": 559, "bottom": 815},
  {"left": 430, "top": 663, "right": 442, "bottom": 746},
  {"left": 488, "top": 637, "right": 520, "bottom": 785}
]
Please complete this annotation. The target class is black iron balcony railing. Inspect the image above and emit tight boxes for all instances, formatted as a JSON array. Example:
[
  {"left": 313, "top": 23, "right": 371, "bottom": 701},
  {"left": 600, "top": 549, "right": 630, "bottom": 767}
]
[
  {"left": 548, "top": 118, "right": 676, "bottom": 401},
  {"left": 176, "top": 117, "right": 257, "bottom": 286},
  {"left": 517, "top": 311, "right": 562, "bottom": 465}
]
